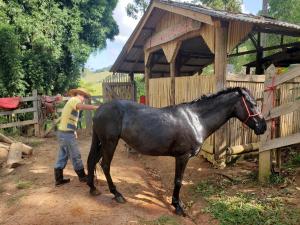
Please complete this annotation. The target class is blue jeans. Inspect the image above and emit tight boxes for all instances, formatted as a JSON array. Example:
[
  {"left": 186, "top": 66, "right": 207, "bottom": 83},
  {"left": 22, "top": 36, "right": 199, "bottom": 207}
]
[{"left": 54, "top": 131, "right": 84, "bottom": 171}]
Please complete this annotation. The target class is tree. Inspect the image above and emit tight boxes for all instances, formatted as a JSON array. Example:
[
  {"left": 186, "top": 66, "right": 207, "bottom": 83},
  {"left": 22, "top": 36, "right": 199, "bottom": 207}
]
[
  {"left": 192, "top": 0, "right": 242, "bottom": 12},
  {"left": 126, "top": 0, "right": 150, "bottom": 20},
  {"left": 0, "top": 24, "right": 26, "bottom": 97},
  {"left": 0, "top": 0, "right": 119, "bottom": 96},
  {"left": 126, "top": 0, "right": 242, "bottom": 19}
]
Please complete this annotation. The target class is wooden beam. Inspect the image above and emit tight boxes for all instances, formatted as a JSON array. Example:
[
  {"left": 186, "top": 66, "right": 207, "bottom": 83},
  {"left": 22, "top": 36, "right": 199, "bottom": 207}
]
[
  {"left": 0, "top": 107, "right": 36, "bottom": 116},
  {"left": 214, "top": 21, "right": 229, "bottom": 159},
  {"left": 226, "top": 74, "right": 265, "bottom": 83},
  {"left": 154, "top": 1, "right": 214, "bottom": 25},
  {"left": 265, "top": 65, "right": 300, "bottom": 87},
  {"left": 260, "top": 133, "right": 300, "bottom": 152},
  {"left": 265, "top": 100, "right": 300, "bottom": 120},
  {"left": 229, "top": 41, "right": 300, "bottom": 57},
  {"left": 145, "top": 19, "right": 201, "bottom": 50},
  {"left": 162, "top": 41, "right": 182, "bottom": 63},
  {"left": 0, "top": 119, "right": 38, "bottom": 129}
]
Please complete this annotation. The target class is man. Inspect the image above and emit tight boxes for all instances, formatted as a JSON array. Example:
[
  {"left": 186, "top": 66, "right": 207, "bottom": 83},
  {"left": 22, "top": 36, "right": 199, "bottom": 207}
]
[{"left": 54, "top": 88, "right": 98, "bottom": 186}]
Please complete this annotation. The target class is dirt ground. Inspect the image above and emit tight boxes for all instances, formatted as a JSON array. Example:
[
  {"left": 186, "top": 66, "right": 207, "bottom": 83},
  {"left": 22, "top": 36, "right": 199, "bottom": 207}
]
[{"left": 0, "top": 134, "right": 299, "bottom": 225}]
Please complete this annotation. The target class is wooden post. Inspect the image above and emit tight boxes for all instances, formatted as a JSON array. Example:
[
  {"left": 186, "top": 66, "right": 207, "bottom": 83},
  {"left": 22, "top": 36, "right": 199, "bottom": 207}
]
[
  {"left": 144, "top": 51, "right": 151, "bottom": 105},
  {"left": 32, "top": 90, "right": 40, "bottom": 137},
  {"left": 162, "top": 41, "right": 181, "bottom": 105},
  {"left": 255, "top": 33, "right": 264, "bottom": 75},
  {"left": 170, "top": 61, "right": 176, "bottom": 105},
  {"left": 129, "top": 72, "right": 136, "bottom": 102},
  {"left": 214, "top": 21, "right": 229, "bottom": 161},
  {"left": 259, "top": 69, "right": 275, "bottom": 182}
]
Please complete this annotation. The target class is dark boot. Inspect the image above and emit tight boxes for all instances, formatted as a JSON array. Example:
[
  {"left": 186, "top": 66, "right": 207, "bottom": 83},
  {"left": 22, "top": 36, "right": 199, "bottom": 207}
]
[
  {"left": 54, "top": 168, "right": 70, "bottom": 186},
  {"left": 75, "top": 168, "right": 88, "bottom": 182}
]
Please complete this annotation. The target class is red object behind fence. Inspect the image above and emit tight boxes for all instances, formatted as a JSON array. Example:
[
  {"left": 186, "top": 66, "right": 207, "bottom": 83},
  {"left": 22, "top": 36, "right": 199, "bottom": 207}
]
[
  {"left": 139, "top": 95, "right": 146, "bottom": 104},
  {"left": 0, "top": 97, "right": 21, "bottom": 110}
]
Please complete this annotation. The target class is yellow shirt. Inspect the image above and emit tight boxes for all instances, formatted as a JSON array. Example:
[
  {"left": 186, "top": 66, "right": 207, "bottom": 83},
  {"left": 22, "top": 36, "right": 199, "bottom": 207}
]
[{"left": 58, "top": 97, "right": 82, "bottom": 131}]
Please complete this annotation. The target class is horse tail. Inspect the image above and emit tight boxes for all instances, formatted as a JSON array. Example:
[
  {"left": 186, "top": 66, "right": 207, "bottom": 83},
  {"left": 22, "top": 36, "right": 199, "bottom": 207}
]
[{"left": 87, "top": 129, "right": 102, "bottom": 188}]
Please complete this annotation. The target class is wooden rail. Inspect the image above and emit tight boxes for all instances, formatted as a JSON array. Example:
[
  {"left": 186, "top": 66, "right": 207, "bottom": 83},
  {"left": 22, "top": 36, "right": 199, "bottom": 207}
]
[
  {"left": 259, "top": 65, "right": 300, "bottom": 182},
  {"left": 0, "top": 91, "right": 103, "bottom": 137}
]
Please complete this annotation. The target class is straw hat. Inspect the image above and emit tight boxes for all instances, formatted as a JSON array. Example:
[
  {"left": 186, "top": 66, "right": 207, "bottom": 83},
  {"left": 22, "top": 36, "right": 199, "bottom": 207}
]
[{"left": 68, "top": 87, "right": 91, "bottom": 98}]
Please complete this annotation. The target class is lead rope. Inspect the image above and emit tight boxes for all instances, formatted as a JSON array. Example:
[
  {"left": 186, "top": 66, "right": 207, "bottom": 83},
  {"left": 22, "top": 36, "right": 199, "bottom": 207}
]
[{"left": 264, "top": 76, "right": 277, "bottom": 138}]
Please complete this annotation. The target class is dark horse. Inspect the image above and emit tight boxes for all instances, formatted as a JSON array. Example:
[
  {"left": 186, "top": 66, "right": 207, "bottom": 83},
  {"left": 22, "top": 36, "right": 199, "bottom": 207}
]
[{"left": 87, "top": 87, "right": 266, "bottom": 216}]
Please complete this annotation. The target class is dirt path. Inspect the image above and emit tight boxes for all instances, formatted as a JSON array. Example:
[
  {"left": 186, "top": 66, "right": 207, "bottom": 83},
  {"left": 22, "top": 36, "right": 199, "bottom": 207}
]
[
  {"left": 0, "top": 135, "right": 196, "bottom": 225},
  {"left": 1, "top": 135, "right": 299, "bottom": 225}
]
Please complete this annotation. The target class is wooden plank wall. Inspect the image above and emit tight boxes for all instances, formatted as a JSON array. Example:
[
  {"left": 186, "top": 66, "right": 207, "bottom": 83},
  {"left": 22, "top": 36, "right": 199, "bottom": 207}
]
[
  {"left": 279, "top": 81, "right": 300, "bottom": 137},
  {"left": 149, "top": 77, "right": 172, "bottom": 108}
]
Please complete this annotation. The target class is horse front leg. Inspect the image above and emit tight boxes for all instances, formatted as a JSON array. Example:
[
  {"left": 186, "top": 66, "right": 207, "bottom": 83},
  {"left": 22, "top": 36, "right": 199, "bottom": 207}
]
[
  {"left": 101, "top": 140, "right": 126, "bottom": 203},
  {"left": 172, "top": 154, "right": 190, "bottom": 216}
]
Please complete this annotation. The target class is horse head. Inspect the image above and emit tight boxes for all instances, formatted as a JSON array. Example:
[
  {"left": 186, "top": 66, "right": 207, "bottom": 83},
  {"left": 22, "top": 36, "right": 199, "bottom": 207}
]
[{"left": 234, "top": 88, "right": 266, "bottom": 135}]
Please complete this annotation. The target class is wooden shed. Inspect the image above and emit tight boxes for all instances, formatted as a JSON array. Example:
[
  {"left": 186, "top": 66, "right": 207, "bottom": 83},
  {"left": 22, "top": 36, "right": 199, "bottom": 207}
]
[{"left": 111, "top": 0, "right": 300, "bottom": 161}]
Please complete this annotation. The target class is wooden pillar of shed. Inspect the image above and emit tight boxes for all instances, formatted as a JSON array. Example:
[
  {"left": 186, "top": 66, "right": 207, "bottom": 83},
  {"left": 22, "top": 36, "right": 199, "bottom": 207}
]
[
  {"left": 144, "top": 51, "right": 151, "bottom": 105},
  {"left": 162, "top": 40, "right": 181, "bottom": 105},
  {"left": 255, "top": 33, "right": 264, "bottom": 75},
  {"left": 214, "top": 21, "right": 229, "bottom": 161}
]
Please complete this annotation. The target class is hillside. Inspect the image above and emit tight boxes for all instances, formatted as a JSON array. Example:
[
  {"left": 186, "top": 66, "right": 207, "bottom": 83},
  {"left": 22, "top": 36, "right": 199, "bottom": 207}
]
[{"left": 80, "top": 69, "right": 112, "bottom": 96}]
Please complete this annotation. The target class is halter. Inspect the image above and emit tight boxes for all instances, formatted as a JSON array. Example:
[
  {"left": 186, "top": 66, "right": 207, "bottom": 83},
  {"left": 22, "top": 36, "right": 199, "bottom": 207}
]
[{"left": 241, "top": 96, "right": 260, "bottom": 126}]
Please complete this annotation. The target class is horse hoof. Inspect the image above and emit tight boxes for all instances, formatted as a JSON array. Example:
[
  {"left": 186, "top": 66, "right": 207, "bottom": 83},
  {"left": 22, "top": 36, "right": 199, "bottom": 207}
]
[
  {"left": 114, "top": 195, "right": 126, "bottom": 203},
  {"left": 175, "top": 208, "right": 186, "bottom": 217},
  {"left": 90, "top": 188, "right": 101, "bottom": 196}
]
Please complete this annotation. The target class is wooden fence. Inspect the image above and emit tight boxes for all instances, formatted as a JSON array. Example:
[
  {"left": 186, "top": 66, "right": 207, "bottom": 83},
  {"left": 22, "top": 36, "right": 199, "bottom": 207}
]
[
  {"left": 102, "top": 73, "right": 136, "bottom": 102},
  {"left": 0, "top": 91, "right": 103, "bottom": 137},
  {"left": 148, "top": 73, "right": 300, "bottom": 161},
  {"left": 259, "top": 65, "right": 300, "bottom": 182}
]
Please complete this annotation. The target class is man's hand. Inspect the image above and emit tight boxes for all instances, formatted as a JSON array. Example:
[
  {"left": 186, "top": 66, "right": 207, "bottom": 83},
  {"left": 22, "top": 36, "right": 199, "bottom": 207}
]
[
  {"left": 75, "top": 131, "right": 78, "bottom": 139},
  {"left": 76, "top": 104, "right": 99, "bottom": 111}
]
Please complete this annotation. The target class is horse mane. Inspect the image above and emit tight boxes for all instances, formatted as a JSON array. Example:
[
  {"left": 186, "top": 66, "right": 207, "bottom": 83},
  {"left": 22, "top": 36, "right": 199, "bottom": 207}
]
[{"left": 189, "top": 87, "right": 250, "bottom": 104}]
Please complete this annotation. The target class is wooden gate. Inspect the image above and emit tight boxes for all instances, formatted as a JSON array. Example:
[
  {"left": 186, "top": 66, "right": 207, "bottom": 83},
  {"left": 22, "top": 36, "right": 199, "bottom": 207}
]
[{"left": 102, "top": 73, "right": 136, "bottom": 102}]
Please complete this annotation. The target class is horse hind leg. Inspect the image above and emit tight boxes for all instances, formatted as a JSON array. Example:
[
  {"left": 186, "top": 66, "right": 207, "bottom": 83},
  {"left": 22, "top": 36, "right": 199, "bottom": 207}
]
[
  {"left": 87, "top": 130, "right": 103, "bottom": 196},
  {"left": 101, "top": 138, "right": 126, "bottom": 203}
]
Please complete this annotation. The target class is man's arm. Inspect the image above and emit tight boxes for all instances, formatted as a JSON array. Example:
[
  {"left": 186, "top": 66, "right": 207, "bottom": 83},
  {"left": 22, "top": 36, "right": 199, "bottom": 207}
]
[{"left": 76, "top": 104, "right": 99, "bottom": 110}]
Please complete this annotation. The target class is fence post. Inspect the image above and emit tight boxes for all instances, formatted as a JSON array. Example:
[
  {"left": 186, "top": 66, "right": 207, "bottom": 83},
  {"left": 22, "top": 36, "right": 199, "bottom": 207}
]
[
  {"left": 32, "top": 90, "right": 40, "bottom": 137},
  {"left": 259, "top": 69, "right": 275, "bottom": 182}
]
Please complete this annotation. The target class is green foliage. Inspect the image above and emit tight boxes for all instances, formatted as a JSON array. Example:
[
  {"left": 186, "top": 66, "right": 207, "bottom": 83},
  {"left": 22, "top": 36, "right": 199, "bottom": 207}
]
[
  {"left": 126, "top": 0, "right": 241, "bottom": 19},
  {"left": 0, "top": 0, "right": 118, "bottom": 97},
  {"left": 126, "top": 0, "right": 149, "bottom": 19},
  {"left": 269, "top": 173, "right": 285, "bottom": 184},
  {"left": 16, "top": 180, "right": 33, "bottom": 190},
  {"left": 269, "top": 0, "right": 300, "bottom": 24},
  {"left": 192, "top": 0, "right": 242, "bottom": 12},
  {"left": 0, "top": 23, "right": 26, "bottom": 97},
  {"left": 193, "top": 180, "right": 300, "bottom": 225},
  {"left": 134, "top": 75, "right": 145, "bottom": 100}
]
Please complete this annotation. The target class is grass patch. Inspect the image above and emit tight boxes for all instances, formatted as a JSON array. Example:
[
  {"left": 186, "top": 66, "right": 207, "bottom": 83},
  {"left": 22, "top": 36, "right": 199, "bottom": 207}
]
[
  {"left": 193, "top": 180, "right": 300, "bottom": 225},
  {"left": 269, "top": 173, "right": 285, "bottom": 184},
  {"left": 286, "top": 152, "right": 300, "bottom": 168},
  {"left": 16, "top": 180, "right": 32, "bottom": 189},
  {"left": 140, "top": 215, "right": 180, "bottom": 225}
]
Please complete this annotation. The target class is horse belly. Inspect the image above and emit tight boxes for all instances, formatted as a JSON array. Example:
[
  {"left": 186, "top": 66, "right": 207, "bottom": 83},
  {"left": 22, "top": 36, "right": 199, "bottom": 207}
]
[{"left": 121, "top": 122, "right": 175, "bottom": 156}]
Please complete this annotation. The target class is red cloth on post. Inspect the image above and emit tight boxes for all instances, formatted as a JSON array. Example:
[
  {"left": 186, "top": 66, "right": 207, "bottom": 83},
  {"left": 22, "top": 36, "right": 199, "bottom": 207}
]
[{"left": 0, "top": 97, "right": 21, "bottom": 110}]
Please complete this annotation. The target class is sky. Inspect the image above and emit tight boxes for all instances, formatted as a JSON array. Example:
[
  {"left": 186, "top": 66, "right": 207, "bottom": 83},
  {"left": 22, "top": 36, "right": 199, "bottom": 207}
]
[{"left": 85, "top": 0, "right": 263, "bottom": 71}]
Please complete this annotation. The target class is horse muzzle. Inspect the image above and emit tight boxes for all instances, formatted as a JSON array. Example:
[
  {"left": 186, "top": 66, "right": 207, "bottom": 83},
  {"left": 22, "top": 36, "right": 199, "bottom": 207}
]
[{"left": 254, "top": 119, "right": 267, "bottom": 135}]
